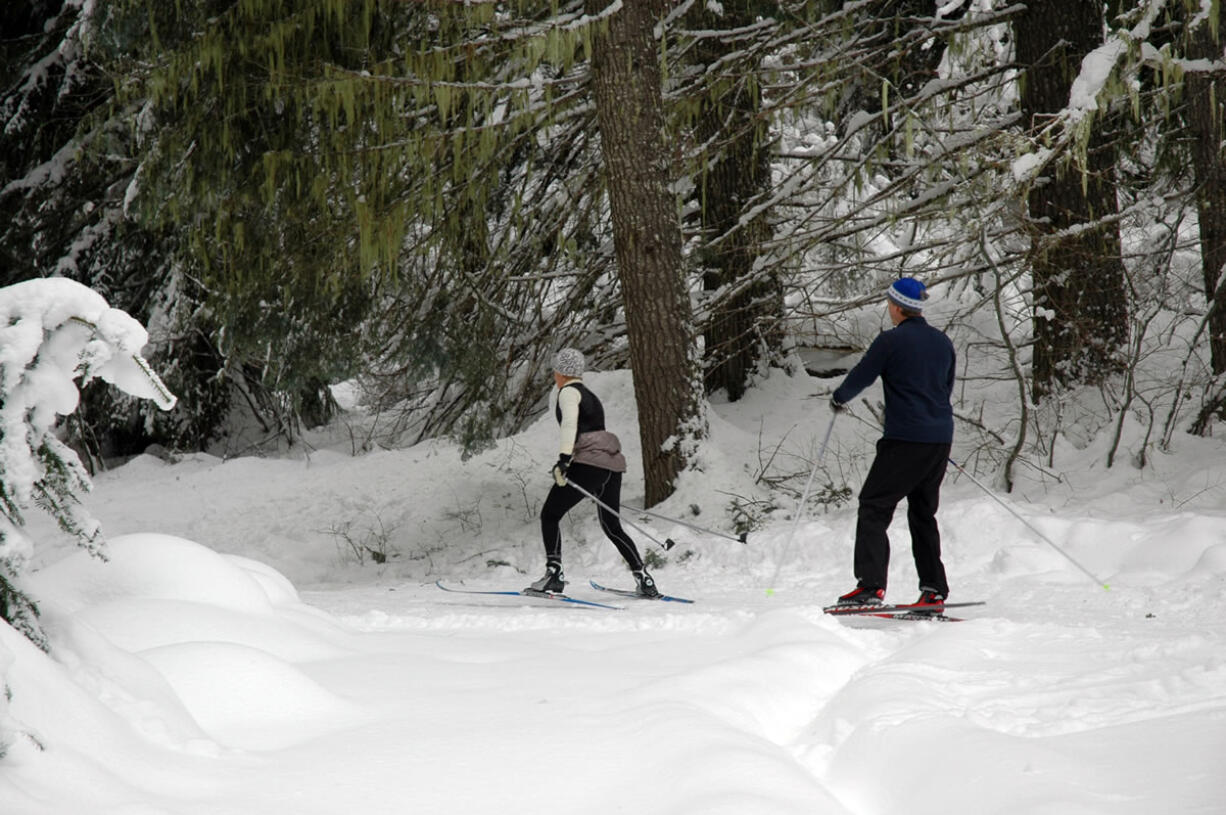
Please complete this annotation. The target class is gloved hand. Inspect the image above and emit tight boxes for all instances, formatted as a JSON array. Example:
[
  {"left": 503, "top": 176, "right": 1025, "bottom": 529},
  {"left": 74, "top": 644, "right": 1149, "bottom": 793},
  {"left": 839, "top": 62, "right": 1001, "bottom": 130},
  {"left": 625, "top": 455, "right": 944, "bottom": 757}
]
[
  {"left": 552, "top": 453, "right": 573, "bottom": 487},
  {"left": 830, "top": 396, "right": 847, "bottom": 414}
]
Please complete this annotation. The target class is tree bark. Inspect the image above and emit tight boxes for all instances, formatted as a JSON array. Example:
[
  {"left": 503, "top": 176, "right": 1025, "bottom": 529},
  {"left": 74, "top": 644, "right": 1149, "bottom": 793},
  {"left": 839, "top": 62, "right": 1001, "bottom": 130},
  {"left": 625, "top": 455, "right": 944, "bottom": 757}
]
[
  {"left": 1183, "top": 20, "right": 1226, "bottom": 377},
  {"left": 587, "top": 0, "right": 704, "bottom": 506},
  {"left": 1014, "top": 0, "right": 1129, "bottom": 401},
  {"left": 691, "top": 1, "right": 780, "bottom": 401}
]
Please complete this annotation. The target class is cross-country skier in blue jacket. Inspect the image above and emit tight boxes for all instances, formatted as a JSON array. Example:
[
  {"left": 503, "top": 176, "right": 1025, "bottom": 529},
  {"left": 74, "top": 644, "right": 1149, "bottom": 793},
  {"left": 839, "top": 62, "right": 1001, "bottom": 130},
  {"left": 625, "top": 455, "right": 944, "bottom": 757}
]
[{"left": 830, "top": 277, "right": 956, "bottom": 615}]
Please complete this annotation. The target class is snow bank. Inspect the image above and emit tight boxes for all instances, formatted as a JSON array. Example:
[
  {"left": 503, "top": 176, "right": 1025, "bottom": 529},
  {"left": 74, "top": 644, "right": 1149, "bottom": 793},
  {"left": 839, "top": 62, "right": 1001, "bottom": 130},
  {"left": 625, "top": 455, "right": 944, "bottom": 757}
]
[{"left": 19, "top": 534, "right": 360, "bottom": 754}]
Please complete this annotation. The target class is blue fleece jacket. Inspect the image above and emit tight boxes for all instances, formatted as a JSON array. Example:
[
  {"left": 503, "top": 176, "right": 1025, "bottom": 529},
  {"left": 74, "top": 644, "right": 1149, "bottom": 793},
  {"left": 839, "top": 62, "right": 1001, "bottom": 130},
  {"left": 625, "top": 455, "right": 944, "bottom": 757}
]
[{"left": 832, "top": 316, "right": 955, "bottom": 443}]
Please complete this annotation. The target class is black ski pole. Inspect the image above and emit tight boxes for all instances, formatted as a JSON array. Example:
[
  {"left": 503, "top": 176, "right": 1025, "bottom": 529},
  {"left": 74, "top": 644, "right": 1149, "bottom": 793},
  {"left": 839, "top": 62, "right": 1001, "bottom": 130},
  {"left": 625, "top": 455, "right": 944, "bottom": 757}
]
[
  {"left": 564, "top": 478, "right": 677, "bottom": 551},
  {"left": 947, "top": 458, "right": 1110, "bottom": 590},
  {"left": 620, "top": 503, "right": 748, "bottom": 544}
]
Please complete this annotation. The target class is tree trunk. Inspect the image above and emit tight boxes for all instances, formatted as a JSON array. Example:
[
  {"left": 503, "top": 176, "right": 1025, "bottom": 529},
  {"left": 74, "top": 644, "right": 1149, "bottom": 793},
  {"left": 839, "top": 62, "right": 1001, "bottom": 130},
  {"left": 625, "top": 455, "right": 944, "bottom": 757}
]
[
  {"left": 1015, "top": 0, "right": 1129, "bottom": 401},
  {"left": 1184, "top": 20, "right": 1226, "bottom": 377},
  {"left": 587, "top": 0, "right": 704, "bottom": 507},
  {"left": 691, "top": 1, "right": 780, "bottom": 401}
]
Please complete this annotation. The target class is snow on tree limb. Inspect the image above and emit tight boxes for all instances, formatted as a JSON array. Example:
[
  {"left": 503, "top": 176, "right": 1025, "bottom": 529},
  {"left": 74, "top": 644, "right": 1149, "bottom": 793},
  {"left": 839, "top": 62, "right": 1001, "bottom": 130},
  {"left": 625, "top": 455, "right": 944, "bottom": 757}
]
[
  {"left": 0, "top": 278, "right": 177, "bottom": 414},
  {"left": 1, "top": 278, "right": 178, "bottom": 645}
]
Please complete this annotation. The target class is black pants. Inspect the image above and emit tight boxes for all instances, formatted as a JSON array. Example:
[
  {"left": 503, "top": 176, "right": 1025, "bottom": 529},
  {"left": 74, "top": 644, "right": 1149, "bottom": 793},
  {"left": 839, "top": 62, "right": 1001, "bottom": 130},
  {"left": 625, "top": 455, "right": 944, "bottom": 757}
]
[
  {"left": 540, "top": 463, "right": 644, "bottom": 571},
  {"left": 854, "top": 438, "right": 951, "bottom": 595}
]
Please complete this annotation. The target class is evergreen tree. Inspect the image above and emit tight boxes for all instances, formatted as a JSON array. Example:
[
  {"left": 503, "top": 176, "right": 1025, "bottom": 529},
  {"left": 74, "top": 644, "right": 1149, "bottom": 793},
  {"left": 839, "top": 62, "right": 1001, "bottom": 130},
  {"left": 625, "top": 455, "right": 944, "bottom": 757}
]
[
  {"left": 101, "top": 0, "right": 399, "bottom": 443},
  {"left": 1180, "top": 6, "right": 1226, "bottom": 378},
  {"left": 1015, "top": 0, "right": 1129, "bottom": 400},
  {"left": 0, "top": 279, "right": 175, "bottom": 648},
  {"left": 677, "top": 0, "right": 782, "bottom": 401},
  {"left": 104, "top": 1, "right": 625, "bottom": 454},
  {"left": 0, "top": 1, "right": 227, "bottom": 461}
]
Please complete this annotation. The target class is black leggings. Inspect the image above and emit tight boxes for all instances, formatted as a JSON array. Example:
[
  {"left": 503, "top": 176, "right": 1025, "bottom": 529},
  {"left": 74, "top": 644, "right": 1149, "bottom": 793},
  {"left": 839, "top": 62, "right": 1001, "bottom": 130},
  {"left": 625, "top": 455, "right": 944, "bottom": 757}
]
[{"left": 540, "top": 463, "right": 644, "bottom": 571}]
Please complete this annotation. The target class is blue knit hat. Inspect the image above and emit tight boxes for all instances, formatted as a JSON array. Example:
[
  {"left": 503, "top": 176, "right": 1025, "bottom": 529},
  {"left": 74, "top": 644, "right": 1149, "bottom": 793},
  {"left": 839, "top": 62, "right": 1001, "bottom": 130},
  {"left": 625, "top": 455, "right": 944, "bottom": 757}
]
[{"left": 886, "top": 277, "right": 929, "bottom": 311}]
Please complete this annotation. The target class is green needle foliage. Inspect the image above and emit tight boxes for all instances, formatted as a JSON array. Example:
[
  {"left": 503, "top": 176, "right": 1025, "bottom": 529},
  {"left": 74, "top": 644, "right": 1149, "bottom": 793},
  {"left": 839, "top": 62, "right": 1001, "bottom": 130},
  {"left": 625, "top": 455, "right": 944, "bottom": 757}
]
[{"left": 103, "top": 0, "right": 623, "bottom": 449}]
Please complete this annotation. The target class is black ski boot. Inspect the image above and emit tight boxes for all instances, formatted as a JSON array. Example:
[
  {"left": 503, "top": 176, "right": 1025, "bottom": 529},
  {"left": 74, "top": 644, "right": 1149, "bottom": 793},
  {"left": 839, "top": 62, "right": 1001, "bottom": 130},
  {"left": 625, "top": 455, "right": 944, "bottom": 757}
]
[
  {"left": 633, "top": 569, "right": 661, "bottom": 599},
  {"left": 527, "top": 562, "right": 565, "bottom": 594}
]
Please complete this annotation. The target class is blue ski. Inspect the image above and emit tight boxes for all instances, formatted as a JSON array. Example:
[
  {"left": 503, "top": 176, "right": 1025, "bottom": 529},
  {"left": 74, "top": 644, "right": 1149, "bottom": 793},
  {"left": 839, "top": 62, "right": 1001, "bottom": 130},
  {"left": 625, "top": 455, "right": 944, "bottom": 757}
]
[
  {"left": 434, "top": 580, "right": 622, "bottom": 610},
  {"left": 589, "top": 579, "right": 695, "bottom": 604}
]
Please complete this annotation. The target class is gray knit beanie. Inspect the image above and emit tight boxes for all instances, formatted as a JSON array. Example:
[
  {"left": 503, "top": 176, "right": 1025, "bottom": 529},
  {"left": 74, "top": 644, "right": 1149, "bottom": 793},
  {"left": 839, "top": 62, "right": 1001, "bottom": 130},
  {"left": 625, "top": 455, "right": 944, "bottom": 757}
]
[{"left": 552, "top": 348, "right": 585, "bottom": 378}]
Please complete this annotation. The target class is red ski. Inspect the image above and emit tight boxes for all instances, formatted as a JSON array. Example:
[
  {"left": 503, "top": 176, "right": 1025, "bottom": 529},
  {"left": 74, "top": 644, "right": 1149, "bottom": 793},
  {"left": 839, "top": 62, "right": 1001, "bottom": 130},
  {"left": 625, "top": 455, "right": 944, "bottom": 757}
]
[{"left": 823, "top": 600, "right": 985, "bottom": 621}]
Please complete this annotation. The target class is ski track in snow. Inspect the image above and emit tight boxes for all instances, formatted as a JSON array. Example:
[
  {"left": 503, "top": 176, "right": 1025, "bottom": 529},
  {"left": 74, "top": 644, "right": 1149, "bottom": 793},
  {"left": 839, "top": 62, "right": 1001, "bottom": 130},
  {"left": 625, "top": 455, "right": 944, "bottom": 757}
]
[
  {"left": 294, "top": 574, "right": 1225, "bottom": 815},
  {"left": 11, "top": 544, "right": 1222, "bottom": 814}
]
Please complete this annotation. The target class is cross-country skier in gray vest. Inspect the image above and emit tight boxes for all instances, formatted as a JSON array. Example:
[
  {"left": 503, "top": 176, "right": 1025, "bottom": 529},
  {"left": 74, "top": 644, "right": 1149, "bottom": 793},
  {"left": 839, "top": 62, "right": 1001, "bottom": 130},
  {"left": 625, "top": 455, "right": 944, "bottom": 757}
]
[
  {"left": 829, "top": 277, "right": 955, "bottom": 615},
  {"left": 527, "top": 348, "right": 660, "bottom": 598}
]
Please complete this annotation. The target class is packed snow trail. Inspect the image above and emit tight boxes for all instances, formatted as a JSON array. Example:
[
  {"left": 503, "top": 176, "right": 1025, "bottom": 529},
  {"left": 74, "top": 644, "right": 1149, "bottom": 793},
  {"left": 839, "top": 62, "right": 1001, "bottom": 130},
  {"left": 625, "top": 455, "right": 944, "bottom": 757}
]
[{"left": 3, "top": 530, "right": 1224, "bottom": 814}]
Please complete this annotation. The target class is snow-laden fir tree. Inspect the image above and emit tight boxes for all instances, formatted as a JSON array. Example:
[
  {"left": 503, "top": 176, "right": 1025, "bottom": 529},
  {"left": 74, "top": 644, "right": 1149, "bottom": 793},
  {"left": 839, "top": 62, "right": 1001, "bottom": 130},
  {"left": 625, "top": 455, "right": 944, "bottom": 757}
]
[{"left": 0, "top": 278, "right": 176, "bottom": 649}]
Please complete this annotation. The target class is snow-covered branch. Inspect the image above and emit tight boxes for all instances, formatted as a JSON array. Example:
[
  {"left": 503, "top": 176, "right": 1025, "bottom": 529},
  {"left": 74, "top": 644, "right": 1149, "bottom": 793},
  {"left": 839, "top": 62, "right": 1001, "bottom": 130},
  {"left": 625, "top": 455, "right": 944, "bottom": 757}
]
[{"left": 1, "top": 278, "right": 177, "bottom": 646}]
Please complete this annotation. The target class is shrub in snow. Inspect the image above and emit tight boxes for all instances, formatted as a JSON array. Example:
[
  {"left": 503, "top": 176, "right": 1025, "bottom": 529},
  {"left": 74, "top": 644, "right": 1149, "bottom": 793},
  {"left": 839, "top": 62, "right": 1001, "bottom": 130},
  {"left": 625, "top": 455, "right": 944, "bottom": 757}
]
[{"left": 0, "top": 278, "right": 176, "bottom": 649}]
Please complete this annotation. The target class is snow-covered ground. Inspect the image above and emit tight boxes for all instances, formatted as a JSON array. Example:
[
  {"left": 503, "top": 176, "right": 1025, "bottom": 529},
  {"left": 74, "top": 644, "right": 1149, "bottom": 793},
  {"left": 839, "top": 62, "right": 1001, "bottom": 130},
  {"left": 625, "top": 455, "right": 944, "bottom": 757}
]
[{"left": 3, "top": 369, "right": 1225, "bottom": 814}]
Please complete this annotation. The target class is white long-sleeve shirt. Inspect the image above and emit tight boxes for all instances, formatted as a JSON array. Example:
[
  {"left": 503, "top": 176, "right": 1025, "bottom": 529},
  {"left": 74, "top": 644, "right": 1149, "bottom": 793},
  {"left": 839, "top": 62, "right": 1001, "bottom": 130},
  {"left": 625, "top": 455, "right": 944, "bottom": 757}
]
[{"left": 557, "top": 383, "right": 582, "bottom": 456}]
